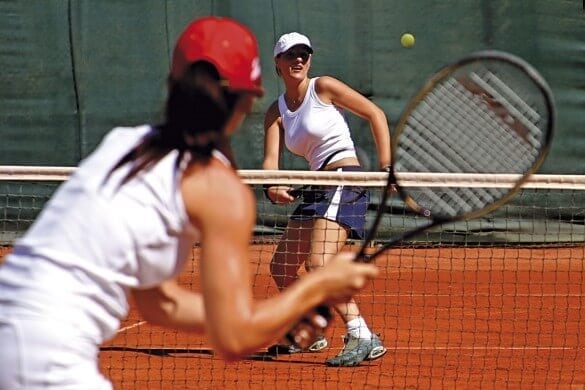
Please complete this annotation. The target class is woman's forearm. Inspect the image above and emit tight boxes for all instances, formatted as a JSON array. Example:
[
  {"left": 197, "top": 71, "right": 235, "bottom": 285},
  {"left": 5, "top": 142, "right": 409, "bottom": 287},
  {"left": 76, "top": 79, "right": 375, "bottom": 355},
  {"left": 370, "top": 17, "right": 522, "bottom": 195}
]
[{"left": 132, "top": 280, "right": 207, "bottom": 332}]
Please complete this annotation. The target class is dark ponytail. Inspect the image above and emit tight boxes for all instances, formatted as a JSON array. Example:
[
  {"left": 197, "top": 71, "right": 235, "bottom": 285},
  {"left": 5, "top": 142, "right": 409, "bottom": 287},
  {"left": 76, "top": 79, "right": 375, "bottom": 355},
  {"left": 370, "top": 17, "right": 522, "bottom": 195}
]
[{"left": 106, "top": 61, "right": 240, "bottom": 186}]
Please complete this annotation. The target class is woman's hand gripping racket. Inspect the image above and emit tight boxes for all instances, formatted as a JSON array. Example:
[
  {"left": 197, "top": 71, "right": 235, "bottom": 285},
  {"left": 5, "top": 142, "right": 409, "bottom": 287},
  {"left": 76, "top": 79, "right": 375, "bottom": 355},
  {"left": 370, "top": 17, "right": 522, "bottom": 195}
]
[
  {"left": 283, "top": 50, "right": 555, "bottom": 351},
  {"left": 357, "top": 50, "right": 555, "bottom": 262}
]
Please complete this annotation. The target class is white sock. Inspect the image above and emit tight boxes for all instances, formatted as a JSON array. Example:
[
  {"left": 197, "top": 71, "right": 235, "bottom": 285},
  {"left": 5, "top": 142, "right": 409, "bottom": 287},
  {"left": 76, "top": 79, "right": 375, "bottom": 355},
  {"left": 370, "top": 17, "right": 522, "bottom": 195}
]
[{"left": 346, "top": 317, "right": 373, "bottom": 339}]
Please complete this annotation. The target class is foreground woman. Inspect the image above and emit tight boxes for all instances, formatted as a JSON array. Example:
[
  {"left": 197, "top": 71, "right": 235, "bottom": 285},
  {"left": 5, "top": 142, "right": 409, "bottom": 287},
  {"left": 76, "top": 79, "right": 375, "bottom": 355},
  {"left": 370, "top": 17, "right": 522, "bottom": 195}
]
[{"left": 0, "top": 18, "right": 379, "bottom": 388}]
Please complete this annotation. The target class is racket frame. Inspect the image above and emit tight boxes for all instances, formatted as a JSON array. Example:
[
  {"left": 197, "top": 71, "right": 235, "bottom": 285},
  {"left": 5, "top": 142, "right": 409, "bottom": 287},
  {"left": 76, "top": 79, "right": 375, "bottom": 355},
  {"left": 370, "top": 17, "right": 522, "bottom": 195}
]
[{"left": 357, "top": 50, "right": 555, "bottom": 262}]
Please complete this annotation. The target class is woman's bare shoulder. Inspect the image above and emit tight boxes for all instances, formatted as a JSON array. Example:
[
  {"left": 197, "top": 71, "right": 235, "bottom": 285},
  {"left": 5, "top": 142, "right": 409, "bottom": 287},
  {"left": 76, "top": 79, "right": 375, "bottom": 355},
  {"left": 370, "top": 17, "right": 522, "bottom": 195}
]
[
  {"left": 181, "top": 161, "right": 255, "bottom": 227},
  {"left": 264, "top": 99, "right": 280, "bottom": 118},
  {"left": 314, "top": 75, "right": 346, "bottom": 91},
  {"left": 264, "top": 99, "right": 283, "bottom": 129}
]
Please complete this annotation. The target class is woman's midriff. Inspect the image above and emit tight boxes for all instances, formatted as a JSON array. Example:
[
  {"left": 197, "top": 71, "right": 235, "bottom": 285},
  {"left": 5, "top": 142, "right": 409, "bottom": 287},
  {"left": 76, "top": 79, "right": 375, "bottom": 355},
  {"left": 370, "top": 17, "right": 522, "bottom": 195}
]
[{"left": 323, "top": 157, "right": 360, "bottom": 171}]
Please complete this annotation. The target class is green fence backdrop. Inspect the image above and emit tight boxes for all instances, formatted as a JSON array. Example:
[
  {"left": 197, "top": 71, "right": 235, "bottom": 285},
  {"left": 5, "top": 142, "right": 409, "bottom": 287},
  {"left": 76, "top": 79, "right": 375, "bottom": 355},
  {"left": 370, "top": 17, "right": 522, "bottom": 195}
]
[
  {"left": 0, "top": 0, "right": 583, "bottom": 172},
  {"left": 0, "top": 1, "right": 584, "bottom": 243}
]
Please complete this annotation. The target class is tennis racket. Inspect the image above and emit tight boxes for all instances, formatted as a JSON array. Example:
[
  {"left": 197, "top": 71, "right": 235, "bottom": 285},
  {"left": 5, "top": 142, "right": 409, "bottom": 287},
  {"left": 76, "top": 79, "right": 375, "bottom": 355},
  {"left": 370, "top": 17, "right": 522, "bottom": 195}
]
[
  {"left": 283, "top": 50, "right": 554, "bottom": 351},
  {"left": 357, "top": 50, "right": 555, "bottom": 262}
]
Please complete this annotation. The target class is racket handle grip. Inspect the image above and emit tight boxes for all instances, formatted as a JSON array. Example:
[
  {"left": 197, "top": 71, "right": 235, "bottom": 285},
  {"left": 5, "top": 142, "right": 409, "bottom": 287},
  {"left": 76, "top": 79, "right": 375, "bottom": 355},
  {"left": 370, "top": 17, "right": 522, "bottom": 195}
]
[
  {"left": 284, "top": 305, "right": 332, "bottom": 346},
  {"left": 288, "top": 188, "right": 301, "bottom": 198},
  {"left": 315, "top": 304, "right": 332, "bottom": 321}
]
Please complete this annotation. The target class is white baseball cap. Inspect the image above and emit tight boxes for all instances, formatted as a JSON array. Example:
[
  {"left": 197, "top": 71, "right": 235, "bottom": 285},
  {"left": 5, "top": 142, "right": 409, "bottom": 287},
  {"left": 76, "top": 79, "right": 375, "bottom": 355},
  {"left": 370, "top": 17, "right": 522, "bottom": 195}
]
[{"left": 273, "top": 32, "right": 313, "bottom": 58}]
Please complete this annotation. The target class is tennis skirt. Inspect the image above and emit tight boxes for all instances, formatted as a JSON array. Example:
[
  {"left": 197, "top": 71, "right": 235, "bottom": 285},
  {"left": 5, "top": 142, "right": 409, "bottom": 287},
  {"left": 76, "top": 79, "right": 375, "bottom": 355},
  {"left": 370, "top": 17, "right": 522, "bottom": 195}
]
[
  {"left": 0, "top": 309, "right": 112, "bottom": 389},
  {"left": 291, "top": 166, "right": 369, "bottom": 239}
]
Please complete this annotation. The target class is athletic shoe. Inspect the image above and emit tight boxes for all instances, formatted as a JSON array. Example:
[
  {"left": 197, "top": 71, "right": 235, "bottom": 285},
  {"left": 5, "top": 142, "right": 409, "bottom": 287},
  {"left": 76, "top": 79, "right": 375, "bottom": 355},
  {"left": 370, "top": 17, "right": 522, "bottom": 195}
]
[
  {"left": 267, "top": 335, "right": 328, "bottom": 355},
  {"left": 307, "top": 335, "right": 328, "bottom": 352},
  {"left": 266, "top": 343, "right": 302, "bottom": 355},
  {"left": 325, "top": 333, "right": 387, "bottom": 367}
]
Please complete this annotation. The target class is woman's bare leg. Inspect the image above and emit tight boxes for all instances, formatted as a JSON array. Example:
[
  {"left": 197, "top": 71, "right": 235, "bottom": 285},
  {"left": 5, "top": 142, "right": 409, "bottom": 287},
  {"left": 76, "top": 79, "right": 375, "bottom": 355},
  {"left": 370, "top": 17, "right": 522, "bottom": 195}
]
[{"left": 270, "top": 219, "right": 312, "bottom": 290}]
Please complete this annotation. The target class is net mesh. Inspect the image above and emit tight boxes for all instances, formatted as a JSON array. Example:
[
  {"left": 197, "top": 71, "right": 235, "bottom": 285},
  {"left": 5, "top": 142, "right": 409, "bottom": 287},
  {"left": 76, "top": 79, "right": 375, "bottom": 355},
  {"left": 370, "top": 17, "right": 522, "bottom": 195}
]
[{"left": 1, "top": 167, "right": 584, "bottom": 388}]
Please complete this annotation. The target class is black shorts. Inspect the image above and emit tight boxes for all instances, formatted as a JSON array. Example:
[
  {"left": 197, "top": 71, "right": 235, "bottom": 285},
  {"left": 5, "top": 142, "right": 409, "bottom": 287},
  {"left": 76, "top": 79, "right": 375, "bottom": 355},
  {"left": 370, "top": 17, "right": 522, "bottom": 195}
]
[{"left": 290, "top": 166, "right": 369, "bottom": 239}]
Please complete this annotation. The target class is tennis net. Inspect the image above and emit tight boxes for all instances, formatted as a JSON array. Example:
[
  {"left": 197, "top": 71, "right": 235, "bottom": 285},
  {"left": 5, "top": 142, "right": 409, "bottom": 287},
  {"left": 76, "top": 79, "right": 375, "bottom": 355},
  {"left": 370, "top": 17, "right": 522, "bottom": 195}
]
[{"left": 1, "top": 166, "right": 584, "bottom": 388}]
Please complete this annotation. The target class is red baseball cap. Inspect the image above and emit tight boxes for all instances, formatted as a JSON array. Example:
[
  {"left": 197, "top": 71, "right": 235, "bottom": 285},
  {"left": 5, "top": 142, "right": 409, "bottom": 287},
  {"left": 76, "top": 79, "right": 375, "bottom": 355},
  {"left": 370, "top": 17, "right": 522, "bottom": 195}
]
[{"left": 171, "top": 17, "right": 263, "bottom": 96}]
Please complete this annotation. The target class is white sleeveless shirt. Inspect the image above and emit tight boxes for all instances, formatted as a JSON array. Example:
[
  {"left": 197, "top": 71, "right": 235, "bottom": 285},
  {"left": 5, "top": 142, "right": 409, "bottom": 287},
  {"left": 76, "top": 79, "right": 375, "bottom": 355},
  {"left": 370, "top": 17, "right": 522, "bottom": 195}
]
[
  {"left": 278, "top": 77, "right": 357, "bottom": 170},
  {"left": 0, "top": 125, "right": 203, "bottom": 343}
]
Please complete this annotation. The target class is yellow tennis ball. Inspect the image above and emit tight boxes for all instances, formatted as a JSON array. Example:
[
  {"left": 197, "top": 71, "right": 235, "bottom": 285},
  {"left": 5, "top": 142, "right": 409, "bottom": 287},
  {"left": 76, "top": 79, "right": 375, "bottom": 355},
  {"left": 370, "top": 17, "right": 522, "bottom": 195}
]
[{"left": 401, "top": 33, "right": 415, "bottom": 48}]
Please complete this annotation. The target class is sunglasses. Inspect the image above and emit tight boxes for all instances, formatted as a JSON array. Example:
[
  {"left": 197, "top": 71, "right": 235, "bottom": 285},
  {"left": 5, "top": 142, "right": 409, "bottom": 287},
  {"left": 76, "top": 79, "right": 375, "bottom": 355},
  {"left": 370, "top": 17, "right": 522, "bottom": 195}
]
[{"left": 281, "top": 48, "right": 311, "bottom": 61}]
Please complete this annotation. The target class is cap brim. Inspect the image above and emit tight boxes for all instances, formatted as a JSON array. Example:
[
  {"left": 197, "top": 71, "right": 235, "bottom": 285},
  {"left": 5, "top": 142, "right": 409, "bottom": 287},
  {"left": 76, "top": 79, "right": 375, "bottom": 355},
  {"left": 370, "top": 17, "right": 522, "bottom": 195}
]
[{"left": 275, "top": 44, "right": 313, "bottom": 57}]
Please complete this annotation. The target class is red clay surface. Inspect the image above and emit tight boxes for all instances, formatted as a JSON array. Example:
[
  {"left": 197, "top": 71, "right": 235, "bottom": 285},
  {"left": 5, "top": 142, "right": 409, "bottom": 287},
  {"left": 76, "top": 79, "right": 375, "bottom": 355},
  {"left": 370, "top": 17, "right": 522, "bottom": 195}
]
[{"left": 3, "top": 245, "right": 585, "bottom": 388}]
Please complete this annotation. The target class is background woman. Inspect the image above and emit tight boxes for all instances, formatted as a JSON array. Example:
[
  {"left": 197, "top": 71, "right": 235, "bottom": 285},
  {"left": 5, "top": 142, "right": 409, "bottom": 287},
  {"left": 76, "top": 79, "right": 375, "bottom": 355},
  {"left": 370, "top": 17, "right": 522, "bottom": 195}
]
[{"left": 263, "top": 32, "right": 391, "bottom": 366}]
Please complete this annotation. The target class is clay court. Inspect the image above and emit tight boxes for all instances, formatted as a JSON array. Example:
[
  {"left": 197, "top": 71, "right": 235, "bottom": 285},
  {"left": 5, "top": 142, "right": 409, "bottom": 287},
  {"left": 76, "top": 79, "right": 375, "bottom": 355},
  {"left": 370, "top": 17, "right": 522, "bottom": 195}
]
[
  {"left": 1, "top": 174, "right": 583, "bottom": 388},
  {"left": 88, "top": 244, "right": 585, "bottom": 388},
  {"left": 1, "top": 2, "right": 584, "bottom": 389}
]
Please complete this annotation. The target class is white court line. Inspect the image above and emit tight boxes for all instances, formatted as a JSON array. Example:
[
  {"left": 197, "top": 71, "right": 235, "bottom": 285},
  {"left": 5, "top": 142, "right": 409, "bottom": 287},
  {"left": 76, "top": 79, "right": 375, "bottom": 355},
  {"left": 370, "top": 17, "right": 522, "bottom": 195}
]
[
  {"left": 388, "top": 346, "right": 584, "bottom": 350},
  {"left": 370, "top": 293, "right": 585, "bottom": 298},
  {"left": 113, "top": 322, "right": 583, "bottom": 352},
  {"left": 117, "top": 321, "right": 146, "bottom": 333}
]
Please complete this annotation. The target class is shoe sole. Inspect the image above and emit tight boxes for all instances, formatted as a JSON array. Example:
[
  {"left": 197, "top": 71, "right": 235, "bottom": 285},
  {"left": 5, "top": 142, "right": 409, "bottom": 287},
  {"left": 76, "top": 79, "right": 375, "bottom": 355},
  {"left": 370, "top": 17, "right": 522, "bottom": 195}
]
[
  {"left": 267, "top": 345, "right": 302, "bottom": 355},
  {"left": 267, "top": 338, "right": 328, "bottom": 355},
  {"left": 308, "top": 338, "right": 328, "bottom": 352},
  {"left": 325, "top": 344, "right": 387, "bottom": 367},
  {"left": 365, "top": 345, "right": 387, "bottom": 360}
]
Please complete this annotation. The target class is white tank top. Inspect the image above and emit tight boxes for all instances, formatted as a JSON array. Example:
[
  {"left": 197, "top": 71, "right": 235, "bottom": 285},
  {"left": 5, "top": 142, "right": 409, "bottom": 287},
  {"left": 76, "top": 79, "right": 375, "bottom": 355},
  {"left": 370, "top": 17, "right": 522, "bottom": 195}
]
[
  {"left": 0, "top": 125, "right": 205, "bottom": 343},
  {"left": 278, "top": 77, "right": 357, "bottom": 170}
]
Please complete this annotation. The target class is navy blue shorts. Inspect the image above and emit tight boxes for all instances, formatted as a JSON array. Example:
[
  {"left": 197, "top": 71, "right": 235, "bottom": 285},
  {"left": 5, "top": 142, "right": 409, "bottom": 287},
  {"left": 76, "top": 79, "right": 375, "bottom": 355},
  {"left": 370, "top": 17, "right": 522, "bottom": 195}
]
[{"left": 290, "top": 166, "right": 369, "bottom": 239}]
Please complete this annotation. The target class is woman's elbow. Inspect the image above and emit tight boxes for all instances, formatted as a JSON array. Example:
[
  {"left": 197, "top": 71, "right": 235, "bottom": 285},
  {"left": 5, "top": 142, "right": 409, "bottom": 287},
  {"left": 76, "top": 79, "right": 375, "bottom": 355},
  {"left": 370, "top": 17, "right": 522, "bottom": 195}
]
[
  {"left": 373, "top": 105, "right": 388, "bottom": 122},
  {"left": 216, "top": 348, "right": 245, "bottom": 362},
  {"left": 208, "top": 320, "right": 265, "bottom": 361},
  {"left": 212, "top": 336, "right": 252, "bottom": 362}
]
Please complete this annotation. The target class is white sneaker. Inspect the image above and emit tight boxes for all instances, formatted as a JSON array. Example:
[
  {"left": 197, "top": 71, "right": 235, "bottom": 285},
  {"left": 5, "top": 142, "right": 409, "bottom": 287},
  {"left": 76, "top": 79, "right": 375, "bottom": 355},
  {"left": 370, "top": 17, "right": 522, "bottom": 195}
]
[{"left": 326, "top": 334, "right": 386, "bottom": 367}]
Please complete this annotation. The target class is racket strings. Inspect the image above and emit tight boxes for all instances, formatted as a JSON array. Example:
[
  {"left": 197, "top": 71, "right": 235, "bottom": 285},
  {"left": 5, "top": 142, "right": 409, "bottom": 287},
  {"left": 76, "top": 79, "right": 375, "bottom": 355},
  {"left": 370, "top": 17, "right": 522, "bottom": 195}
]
[
  {"left": 410, "top": 108, "right": 524, "bottom": 173},
  {"left": 409, "top": 185, "right": 506, "bottom": 217},
  {"left": 467, "top": 70, "right": 544, "bottom": 149},
  {"left": 470, "top": 68, "right": 542, "bottom": 123},
  {"left": 433, "top": 79, "right": 534, "bottom": 167},
  {"left": 393, "top": 63, "right": 549, "bottom": 218},
  {"left": 401, "top": 91, "right": 527, "bottom": 174},
  {"left": 397, "top": 124, "right": 515, "bottom": 215},
  {"left": 399, "top": 69, "right": 548, "bottom": 173},
  {"left": 448, "top": 79, "right": 538, "bottom": 165}
]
